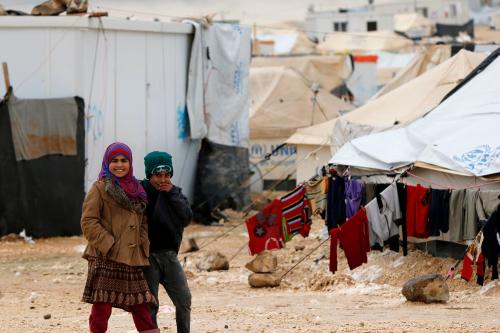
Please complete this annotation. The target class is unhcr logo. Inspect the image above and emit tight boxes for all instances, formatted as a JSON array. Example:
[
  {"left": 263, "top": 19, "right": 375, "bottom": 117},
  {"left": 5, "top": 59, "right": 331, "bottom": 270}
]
[{"left": 250, "top": 143, "right": 297, "bottom": 159}]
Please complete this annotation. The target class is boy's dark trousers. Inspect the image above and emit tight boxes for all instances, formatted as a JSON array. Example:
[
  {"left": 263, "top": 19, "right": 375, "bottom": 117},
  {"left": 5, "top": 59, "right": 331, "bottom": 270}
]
[{"left": 144, "top": 250, "right": 191, "bottom": 333}]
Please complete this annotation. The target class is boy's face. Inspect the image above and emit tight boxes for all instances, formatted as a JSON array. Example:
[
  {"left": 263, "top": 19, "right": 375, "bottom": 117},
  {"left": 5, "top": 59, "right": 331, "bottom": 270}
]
[{"left": 150, "top": 172, "right": 173, "bottom": 192}]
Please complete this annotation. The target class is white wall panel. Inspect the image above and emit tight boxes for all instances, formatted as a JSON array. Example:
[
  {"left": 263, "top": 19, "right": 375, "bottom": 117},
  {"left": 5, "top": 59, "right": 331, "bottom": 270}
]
[{"left": 0, "top": 18, "right": 197, "bottom": 200}]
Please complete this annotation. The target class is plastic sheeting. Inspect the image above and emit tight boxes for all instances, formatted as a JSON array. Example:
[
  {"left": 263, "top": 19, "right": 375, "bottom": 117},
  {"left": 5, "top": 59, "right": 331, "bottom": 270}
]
[
  {"left": 0, "top": 96, "right": 85, "bottom": 237},
  {"left": 185, "top": 22, "right": 252, "bottom": 147},
  {"left": 193, "top": 139, "right": 250, "bottom": 225},
  {"left": 8, "top": 96, "right": 78, "bottom": 161},
  {"left": 331, "top": 48, "right": 500, "bottom": 177}
]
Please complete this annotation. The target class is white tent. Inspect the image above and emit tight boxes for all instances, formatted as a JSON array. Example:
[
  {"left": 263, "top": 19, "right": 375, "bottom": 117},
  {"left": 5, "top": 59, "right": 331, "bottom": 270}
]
[
  {"left": 287, "top": 49, "right": 486, "bottom": 182},
  {"left": 331, "top": 48, "right": 500, "bottom": 177}
]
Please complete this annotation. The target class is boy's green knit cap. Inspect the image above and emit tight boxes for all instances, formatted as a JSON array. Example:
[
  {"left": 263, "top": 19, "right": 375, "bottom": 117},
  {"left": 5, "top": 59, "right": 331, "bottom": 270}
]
[{"left": 144, "top": 151, "right": 173, "bottom": 177}]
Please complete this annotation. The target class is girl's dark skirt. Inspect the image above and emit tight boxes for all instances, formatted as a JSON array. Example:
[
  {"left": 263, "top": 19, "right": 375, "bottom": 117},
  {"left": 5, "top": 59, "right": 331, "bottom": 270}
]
[{"left": 82, "top": 256, "right": 156, "bottom": 311}]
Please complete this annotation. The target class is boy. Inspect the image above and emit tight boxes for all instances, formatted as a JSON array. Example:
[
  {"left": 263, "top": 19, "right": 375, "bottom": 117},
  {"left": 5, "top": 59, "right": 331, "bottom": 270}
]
[{"left": 142, "top": 151, "right": 193, "bottom": 333}]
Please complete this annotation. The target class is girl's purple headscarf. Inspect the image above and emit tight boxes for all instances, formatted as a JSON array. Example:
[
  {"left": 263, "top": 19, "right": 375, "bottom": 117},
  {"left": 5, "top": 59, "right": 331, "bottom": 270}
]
[{"left": 98, "top": 142, "right": 147, "bottom": 202}]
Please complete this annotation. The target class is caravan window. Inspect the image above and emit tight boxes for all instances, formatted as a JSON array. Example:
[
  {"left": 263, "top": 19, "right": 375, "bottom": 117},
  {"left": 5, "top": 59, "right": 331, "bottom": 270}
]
[
  {"left": 367, "top": 21, "right": 377, "bottom": 31},
  {"left": 417, "top": 7, "right": 428, "bottom": 18},
  {"left": 333, "top": 21, "right": 348, "bottom": 32}
]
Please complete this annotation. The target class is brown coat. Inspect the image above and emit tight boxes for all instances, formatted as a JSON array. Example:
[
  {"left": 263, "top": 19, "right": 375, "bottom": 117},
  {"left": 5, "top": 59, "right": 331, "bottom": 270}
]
[{"left": 81, "top": 180, "right": 150, "bottom": 266}]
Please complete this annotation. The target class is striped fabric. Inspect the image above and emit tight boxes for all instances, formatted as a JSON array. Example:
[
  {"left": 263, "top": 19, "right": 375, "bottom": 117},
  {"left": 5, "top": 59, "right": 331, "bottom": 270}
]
[
  {"left": 305, "top": 176, "right": 328, "bottom": 216},
  {"left": 280, "top": 185, "right": 312, "bottom": 241}
]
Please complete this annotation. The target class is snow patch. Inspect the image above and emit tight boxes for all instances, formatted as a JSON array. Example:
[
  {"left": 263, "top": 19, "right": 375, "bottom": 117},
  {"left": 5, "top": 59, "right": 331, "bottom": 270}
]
[
  {"left": 392, "top": 256, "right": 406, "bottom": 268},
  {"left": 350, "top": 265, "right": 383, "bottom": 283},
  {"left": 479, "top": 280, "right": 500, "bottom": 295},
  {"left": 73, "top": 244, "right": 86, "bottom": 254}
]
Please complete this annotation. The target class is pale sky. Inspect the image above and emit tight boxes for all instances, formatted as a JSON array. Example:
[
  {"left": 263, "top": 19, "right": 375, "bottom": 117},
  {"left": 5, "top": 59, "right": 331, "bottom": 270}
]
[{"left": 0, "top": 0, "right": 421, "bottom": 24}]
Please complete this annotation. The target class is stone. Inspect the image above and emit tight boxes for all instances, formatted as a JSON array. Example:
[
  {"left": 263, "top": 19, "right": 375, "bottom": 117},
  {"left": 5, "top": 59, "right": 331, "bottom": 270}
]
[
  {"left": 294, "top": 245, "right": 305, "bottom": 251},
  {"left": 402, "top": 273, "right": 449, "bottom": 303},
  {"left": 245, "top": 251, "right": 277, "bottom": 273},
  {"left": 248, "top": 273, "right": 280, "bottom": 288},
  {"left": 196, "top": 252, "right": 229, "bottom": 271},
  {"left": 43, "top": 314, "right": 51, "bottom": 320},
  {"left": 0, "top": 233, "right": 23, "bottom": 242},
  {"left": 179, "top": 238, "right": 200, "bottom": 254}
]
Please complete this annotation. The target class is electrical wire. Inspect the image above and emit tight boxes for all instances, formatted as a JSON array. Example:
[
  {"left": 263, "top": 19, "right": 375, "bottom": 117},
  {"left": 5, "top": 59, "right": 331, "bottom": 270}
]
[{"left": 97, "top": 5, "right": 417, "bottom": 42}]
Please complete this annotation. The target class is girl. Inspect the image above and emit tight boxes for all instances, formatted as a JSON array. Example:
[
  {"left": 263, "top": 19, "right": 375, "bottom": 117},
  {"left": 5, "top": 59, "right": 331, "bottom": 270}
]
[{"left": 81, "top": 142, "right": 159, "bottom": 333}]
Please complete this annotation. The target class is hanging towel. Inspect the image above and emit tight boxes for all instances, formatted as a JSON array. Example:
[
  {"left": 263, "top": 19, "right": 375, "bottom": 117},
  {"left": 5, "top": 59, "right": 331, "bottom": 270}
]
[{"left": 245, "top": 199, "right": 285, "bottom": 255}]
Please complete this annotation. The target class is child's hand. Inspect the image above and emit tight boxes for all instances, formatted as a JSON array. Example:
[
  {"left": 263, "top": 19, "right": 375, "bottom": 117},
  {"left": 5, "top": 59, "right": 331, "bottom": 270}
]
[{"left": 159, "top": 181, "right": 173, "bottom": 192}]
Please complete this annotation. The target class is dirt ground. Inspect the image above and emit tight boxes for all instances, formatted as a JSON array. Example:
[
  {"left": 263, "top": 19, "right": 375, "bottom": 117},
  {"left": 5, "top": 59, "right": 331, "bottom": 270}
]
[{"left": 1, "top": 210, "right": 499, "bottom": 333}]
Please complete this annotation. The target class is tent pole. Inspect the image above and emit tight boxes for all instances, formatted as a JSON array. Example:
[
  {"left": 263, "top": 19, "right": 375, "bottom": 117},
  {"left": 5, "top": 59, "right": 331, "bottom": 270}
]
[{"left": 2, "top": 62, "right": 11, "bottom": 95}]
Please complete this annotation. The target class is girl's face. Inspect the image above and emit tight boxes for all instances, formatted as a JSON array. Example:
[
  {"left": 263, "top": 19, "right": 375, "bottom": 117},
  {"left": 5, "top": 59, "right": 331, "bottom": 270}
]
[{"left": 108, "top": 154, "right": 130, "bottom": 178}]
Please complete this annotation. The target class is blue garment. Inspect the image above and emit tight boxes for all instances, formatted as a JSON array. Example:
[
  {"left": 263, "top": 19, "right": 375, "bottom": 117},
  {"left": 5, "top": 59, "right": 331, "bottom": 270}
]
[
  {"left": 345, "top": 178, "right": 365, "bottom": 219},
  {"left": 326, "top": 175, "right": 346, "bottom": 230}
]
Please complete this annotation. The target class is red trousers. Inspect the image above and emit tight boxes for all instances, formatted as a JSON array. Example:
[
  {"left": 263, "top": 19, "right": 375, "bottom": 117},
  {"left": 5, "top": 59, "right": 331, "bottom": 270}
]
[{"left": 89, "top": 302, "right": 158, "bottom": 333}]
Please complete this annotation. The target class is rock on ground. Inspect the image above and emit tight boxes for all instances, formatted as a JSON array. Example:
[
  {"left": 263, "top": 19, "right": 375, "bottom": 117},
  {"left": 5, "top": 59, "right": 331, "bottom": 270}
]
[
  {"left": 402, "top": 273, "right": 449, "bottom": 303},
  {"left": 196, "top": 251, "right": 229, "bottom": 271},
  {"left": 248, "top": 273, "right": 280, "bottom": 288},
  {"left": 245, "top": 251, "right": 277, "bottom": 273}
]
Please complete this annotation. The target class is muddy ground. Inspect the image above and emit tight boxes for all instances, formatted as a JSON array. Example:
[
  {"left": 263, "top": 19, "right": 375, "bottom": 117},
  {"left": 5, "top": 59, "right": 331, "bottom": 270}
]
[{"left": 1, "top": 211, "right": 499, "bottom": 332}]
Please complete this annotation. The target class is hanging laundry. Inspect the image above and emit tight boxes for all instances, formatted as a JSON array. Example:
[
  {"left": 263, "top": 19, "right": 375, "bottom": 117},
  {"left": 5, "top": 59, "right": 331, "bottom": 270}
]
[
  {"left": 396, "top": 183, "right": 408, "bottom": 256},
  {"left": 463, "top": 189, "right": 479, "bottom": 241},
  {"left": 305, "top": 176, "right": 328, "bottom": 218},
  {"left": 364, "top": 183, "right": 390, "bottom": 205},
  {"left": 476, "top": 190, "right": 500, "bottom": 222},
  {"left": 326, "top": 175, "right": 346, "bottom": 230},
  {"left": 345, "top": 178, "right": 365, "bottom": 219},
  {"left": 281, "top": 185, "right": 312, "bottom": 242},
  {"left": 428, "top": 189, "right": 451, "bottom": 236},
  {"left": 329, "top": 209, "right": 370, "bottom": 273},
  {"left": 365, "top": 183, "right": 401, "bottom": 247},
  {"left": 461, "top": 232, "right": 485, "bottom": 285},
  {"left": 449, "top": 189, "right": 466, "bottom": 241},
  {"left": 406, "top": 184, "right": 431, "bottom": 238},
  {"left": 245, "top": 199, "right": 285, "bottom": 255},
  {"left": 481, "top": 206, "right": 500, "bottom": 280}
]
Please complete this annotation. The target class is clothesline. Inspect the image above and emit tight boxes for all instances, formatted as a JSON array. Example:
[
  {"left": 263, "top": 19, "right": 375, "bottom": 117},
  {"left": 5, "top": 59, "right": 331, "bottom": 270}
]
[{"left": 405, "top": 170, "right": 500, "bottom": 191}]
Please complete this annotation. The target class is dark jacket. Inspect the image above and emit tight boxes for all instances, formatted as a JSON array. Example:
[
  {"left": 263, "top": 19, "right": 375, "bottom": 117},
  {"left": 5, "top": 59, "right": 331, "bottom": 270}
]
[
  {"left": 143, "top": 183, "right": 193, "bottom": 254},
  {"left": 481, "top": 205, "right": 500, "bottom": 279}
]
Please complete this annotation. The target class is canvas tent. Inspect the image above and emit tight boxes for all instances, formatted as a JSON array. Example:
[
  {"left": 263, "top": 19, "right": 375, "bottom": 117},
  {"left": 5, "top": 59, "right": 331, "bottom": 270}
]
[
  {"left": 372, "top": 45, "right": 452, "bottom": 99},
  {"left": 253, "top": 26, "right": 316, "bottom": 56},
  {"left": 249, "top": 66, "right": 353, "bottom": 186},
  {"left": 330, "top": 48, "right": 500, "bottom": 178},
  {"left": 250, "top": 66, "right": 353, "bottom": 139},
  {"left": 251, "top": 55, "right": 352, "bottom": 92},
  {"left": 317, "top": 31, "right": 414, "bottom": 54},
  {"left": 286, "top": 49, "right": 486, "bottom": 182},
  {"left": 394, "top": 13, "right": 435, "bottom": 39}
]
